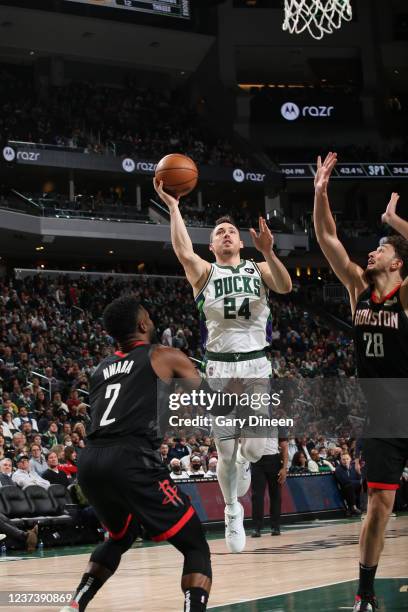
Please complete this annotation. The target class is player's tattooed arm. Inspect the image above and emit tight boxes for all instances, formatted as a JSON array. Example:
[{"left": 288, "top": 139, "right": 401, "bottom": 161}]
[
  {"left": 382, "top": 193, "right": 408, "bottom": 240},
  {"left": 313, "top": 152, "right": 366, "bottom": 304},
  {"left": 250, "top": 217, "right": 292, "bottom": 293},
  {"left": 153, "top": 178, "right": 210, "bottom": 291}
]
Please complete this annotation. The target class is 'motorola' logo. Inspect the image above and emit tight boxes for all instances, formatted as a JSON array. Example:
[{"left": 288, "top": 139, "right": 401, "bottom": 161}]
[
  {"left": 281, "top": 102, "right": 300, "bottom": 121},
  {"left": 3, "top": 146, "right": 15, "bottom": 162},
  {"left": 233, "top": 168, "right": 245, "bottom": 183}
]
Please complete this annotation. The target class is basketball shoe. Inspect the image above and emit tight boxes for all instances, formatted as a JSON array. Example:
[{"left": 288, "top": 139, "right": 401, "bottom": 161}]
[
  {"left": 225, "top": 501, "right": 245, "bottom": 553},
  {"left": 353, "top": 595, "right": 378, "bottom": 611}
]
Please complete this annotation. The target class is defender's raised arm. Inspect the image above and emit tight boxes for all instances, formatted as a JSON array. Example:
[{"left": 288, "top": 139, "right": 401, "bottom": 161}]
[
  {"left": 382, "top": 193, "right": 408, "bottom": 241},
  {"left": 313, "top": 152, "right": 366, "bottom": 306}
]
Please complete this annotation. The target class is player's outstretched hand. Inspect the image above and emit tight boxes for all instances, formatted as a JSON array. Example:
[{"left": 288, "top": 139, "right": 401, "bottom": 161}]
[
  {"left": 153, "top": 177, "right": 180, "bottom": 211},
  {"left": 249, "top": 216, "right": 274, "bottom": 256},
  {"left": 381, "top": 192, "right": 400, "bottom": 225},
  {"left": 314, "top": 151, "right": 337, "bottom": 193}
]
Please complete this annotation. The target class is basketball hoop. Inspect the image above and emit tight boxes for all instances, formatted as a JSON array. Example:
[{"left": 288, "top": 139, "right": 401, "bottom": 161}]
[{"left": 283, "top": 0, "right": 352, "bottom": 40}]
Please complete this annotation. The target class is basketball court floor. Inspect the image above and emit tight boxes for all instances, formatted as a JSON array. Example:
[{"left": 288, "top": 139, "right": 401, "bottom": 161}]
[{"left": 1, "top": 515, "right": 407, "bottom": 611}]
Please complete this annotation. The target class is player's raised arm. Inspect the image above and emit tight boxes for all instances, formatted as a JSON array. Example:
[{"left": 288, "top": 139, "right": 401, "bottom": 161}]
[
  {"left": 153, "top": 178, "right": 210, "bottom": 290},
  {"left": 313, "top": 152, "right": 366, "bottom": 299},
  {"left": 382, "top": 192, "right": 408, "bottom": 240},
  {"left": 250, "top": 217, "right": 292, "bottom": 294}
]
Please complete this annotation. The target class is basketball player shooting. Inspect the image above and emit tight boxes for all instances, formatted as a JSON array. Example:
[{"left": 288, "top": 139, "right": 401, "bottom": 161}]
[
  {"left": 154, "top": 178, "right": 292, "bottom": 554},
  {"left": 313, "top": 152, "right": 408, "bottom": 612}
]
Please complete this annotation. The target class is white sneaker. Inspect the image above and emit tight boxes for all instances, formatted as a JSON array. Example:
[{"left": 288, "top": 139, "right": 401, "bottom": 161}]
[
  {"left": 236, "top": 460, "right": 251, "bottom": 497},
  {"left": 0, "top": 534, "right": 6, "bottom": 541},
  {"left": 225, "top": 502, "right": 246, "bottom": 553}
]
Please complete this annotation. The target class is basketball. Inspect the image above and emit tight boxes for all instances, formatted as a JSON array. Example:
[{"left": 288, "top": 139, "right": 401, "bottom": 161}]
[{"left": 155, "top": 153, "right": 198, "bottom": 197}]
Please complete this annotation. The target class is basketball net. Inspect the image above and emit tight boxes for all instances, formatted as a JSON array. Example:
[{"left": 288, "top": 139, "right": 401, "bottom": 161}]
[{"left": 283, "top": 0, "right": 352, "bottom": 40}]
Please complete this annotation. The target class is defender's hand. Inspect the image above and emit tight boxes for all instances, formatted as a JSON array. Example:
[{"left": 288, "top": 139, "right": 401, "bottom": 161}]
[
  {"left": 314, "top": 152, "right": 337, "bottom": 193},
  {"left": 382, "top": 192, "right": 400, "bottom": 225}
]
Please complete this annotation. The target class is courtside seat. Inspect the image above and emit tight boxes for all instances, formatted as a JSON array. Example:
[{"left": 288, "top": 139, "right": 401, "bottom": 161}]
[
  {"left": 0, "top": 486, "right": 33, "bottom": 528},
  {"left": 0, "top": 485, "right": 34, "bottom": 521},
  {"left": 48, "top": 484, "right": 73, "bottom": 513},
  {"left": 24, "top": 486, "right": 73, "bottom": 526}
]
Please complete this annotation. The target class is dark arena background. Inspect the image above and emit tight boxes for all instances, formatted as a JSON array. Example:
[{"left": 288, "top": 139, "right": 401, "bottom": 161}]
[{"left": 0, "top": 1, "right": 407, "bottom": 610}]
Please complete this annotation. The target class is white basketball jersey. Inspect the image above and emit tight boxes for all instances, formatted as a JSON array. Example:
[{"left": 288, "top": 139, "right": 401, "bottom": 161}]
[{"left": 196, "top": 260, "right": 272, "bottom": 353}]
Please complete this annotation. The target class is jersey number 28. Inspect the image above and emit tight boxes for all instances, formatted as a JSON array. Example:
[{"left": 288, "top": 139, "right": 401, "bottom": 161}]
[{"left": 363, "top": 332, "right": 384, "bottom": 358}]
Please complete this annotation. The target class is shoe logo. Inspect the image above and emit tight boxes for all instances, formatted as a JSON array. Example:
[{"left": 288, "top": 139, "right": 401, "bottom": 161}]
[{"left": 159, "top": 479, "right": 184, "bottom": 507}]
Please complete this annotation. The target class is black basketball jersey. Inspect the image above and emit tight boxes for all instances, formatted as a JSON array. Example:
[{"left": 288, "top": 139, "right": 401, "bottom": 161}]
[
  {"left": 354, "top": 284, "right": 408, "bottom": 378},
  {"left": 87, "top": 342, "right": 162, "bottom": 449}
]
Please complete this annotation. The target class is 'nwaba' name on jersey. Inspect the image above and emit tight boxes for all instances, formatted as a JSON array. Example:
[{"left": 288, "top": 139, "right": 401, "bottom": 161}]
[
  {"left": 103, "top": 360, "right": 134, "bottom": 381},
  {"left": 214, "top": 276, "right": 261, "bottom": 298}
]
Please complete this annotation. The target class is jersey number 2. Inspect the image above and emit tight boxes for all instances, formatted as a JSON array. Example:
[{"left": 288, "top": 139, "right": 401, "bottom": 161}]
[{"left": 100, "top": 383, "right": 121, "bottom": 426}]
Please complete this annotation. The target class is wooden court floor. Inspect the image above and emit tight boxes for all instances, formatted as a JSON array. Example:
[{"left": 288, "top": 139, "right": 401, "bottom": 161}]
[{"left": 1, "top": 516, "right": 407, "bottom": 611}]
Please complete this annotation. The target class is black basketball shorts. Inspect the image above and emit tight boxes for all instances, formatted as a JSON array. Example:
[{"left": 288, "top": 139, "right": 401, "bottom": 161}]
[
  {"left": 362, "top": 438, "right": 408, "bottom": 490},
  {"left": 78, "top": 444, "right": 195, "bottom": 542}
]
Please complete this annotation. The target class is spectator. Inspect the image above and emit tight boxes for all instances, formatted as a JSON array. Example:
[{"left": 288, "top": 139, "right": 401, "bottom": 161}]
[
  {"left": 13, "top": 406, "right": 39, "bottom": 432},
  {"left": 0, "top": 457, "right": 15, "bottom": 486},
  {"left": 29, "top": 443, "right": 48, "bottom": 476},
  {"left": 169, "top": 458, "right": 188, "bottom": 480},
  {"left": 0, "top": 512, "right": 38, "bottom": 552},
  {"left": 12, "top": 452, "right": 50, "bottom": 489},
  {"left": 204, "top": 457, "right": 218, "bottom": 478},
  {"left": 31, "top": 433, "right": 49, "bottom": 457},
  {"left": 297, "top": 436, "right": 313, "bottom": 461},
  {"left": 187, "top": 455, "right": 205, "bottom": 478},
  {"left": 70, "top": 432, "right": 85, "bottom": 455},
  {"left": 42, "top": 451, "right": 70, "bottom": 488},
  {"left": 314, "top": 448, "right": 335, "bottom": 472},
  {"left": 168, "top": 437, "right": 190, "bottom": 462},
  {"left": 34, "top": 390, "right": 49, "bottom": 418},
  {"left": 42, "top": 422, "right": 59, "bottom": 449},
  {"left": 51, "top": 392, "right": 69, "bottom": 415},
  {"left": 57, "top": 446, "right": 78, "bottom": 480},
  {"left": 289, "top": 451, "right": 310, "bottom": 474},
  {"left": 161, "top": 325, "right": 173, "bottom": 347},
  {"left": 335, "top": 453, "right": 362, "bottom": 516},
  {"left": 0, "top": 411, "right": 15, "bottom": 440},
  {"left": 160, "top": 443, "right": 170, "bottom": 466},
  {"left": 8, "top": 432, "right": 29, "bottom": 460}
]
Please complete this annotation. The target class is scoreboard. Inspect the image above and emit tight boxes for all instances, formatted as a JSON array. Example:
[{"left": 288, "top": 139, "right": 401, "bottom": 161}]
[{"left": 64, "top": 0, "right": 191, "bottom": 19}]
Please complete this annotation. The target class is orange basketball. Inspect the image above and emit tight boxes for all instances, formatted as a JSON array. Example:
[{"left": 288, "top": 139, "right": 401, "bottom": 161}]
[{"left": 155, "top": 153, "right": 198, "bottom": 197}]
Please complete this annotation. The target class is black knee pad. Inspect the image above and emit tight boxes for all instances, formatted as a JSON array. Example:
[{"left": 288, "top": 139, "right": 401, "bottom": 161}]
[
  {"left": 169, "top": 513, "right": 212, "bottom": 580},
  {"left": 90, "top": 525, "right": 137, "bottom": 574}
]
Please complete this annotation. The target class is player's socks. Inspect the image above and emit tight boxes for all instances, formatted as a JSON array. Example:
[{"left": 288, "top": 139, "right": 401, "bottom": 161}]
[
  {"left": 358, "top": 563, "right": 378, "bottom": 598},
  {"left": 70, "top": 573, "right": 104, "bottom": 611},
  {"left": 184, "top": 587, "right": 209, "bottom": 611},
  {"left": 236, "top": 446, "right": 251, "bottom": 497}
]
